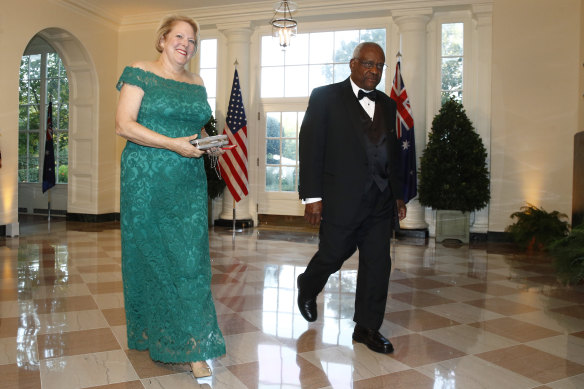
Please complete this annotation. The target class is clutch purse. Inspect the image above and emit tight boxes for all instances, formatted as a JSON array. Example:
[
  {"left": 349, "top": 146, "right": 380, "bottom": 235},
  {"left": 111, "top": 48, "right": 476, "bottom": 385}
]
[{"left": 190, "top": 135, "right": 229, "bottom": 150}]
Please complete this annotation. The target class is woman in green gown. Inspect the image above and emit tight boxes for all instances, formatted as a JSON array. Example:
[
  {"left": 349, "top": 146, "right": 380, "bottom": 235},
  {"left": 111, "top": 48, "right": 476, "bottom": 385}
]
[{"left": 115, "top": 15, "right": 225, "bottom": 378}]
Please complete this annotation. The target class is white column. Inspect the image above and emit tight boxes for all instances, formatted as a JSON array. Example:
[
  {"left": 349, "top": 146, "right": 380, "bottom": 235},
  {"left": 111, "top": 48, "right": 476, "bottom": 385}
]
[
  {"left": 470, "top": 4, "right": 493, "bottom": 234},
  {"left": 393, "top": 10, "right": 431, "bottom": 230},
  {"left": 217, "top": 23, "right": 253, "bottom": 222}
]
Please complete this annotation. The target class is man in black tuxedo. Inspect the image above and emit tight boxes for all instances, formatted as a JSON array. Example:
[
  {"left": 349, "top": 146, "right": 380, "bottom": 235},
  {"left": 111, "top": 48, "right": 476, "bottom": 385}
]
[{"left": 297, "top": 42, "right": 407, "bottom": 354}]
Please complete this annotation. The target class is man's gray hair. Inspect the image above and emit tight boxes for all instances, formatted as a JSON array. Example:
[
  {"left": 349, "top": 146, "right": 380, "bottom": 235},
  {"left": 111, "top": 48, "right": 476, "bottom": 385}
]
[{"left": 352, "top": 42, "right": 384, "bottom": 59}]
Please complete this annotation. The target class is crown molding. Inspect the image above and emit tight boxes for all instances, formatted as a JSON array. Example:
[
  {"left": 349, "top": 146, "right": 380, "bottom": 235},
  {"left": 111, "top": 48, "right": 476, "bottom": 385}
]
[
  {"left": 52, "top": 0, "right": 120, "bottom": 28},
  {"left": 55, "top": 0, "right": 494, "bottom": 31}
]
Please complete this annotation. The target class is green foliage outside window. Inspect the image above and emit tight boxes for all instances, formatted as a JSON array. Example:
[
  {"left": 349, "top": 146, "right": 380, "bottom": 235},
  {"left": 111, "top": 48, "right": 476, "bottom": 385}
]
[{"left": 18, "top": 44, "right": 69, "bottom": 185}]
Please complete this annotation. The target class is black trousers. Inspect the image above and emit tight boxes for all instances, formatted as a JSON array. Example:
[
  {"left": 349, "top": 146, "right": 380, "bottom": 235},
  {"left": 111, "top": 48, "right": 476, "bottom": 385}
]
[{"left": 297, "top": 186, "right": 395, "bottom": 330}]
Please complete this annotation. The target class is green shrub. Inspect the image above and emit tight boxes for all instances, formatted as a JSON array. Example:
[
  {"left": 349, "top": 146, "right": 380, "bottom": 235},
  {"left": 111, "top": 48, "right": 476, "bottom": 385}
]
[
  {"left": 418, "top": 97, "right": 490, "bottom": 212},
  {"left": 505, "top": 203, "right": 570, "bottom": 251},
  {"left": 550, "top": 224, "right": 584, "bottom": 285}
]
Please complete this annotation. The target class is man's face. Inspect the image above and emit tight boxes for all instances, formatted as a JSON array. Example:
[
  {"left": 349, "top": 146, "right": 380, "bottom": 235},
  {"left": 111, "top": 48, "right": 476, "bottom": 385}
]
[{"left": 349, "top": 45, "right": 385, "bottom": 91}]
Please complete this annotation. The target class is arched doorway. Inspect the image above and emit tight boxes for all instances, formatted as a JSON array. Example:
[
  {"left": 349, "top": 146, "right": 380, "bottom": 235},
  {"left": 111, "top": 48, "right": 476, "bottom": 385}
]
[{"left": 17, "top": 27, "right": 99, "bottom": 221}]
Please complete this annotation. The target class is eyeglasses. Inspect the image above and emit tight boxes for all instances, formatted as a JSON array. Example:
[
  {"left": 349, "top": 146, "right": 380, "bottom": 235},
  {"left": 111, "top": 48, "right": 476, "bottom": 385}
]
[{"left": 355, "top": 59, "right": 386, "bottom": 71}]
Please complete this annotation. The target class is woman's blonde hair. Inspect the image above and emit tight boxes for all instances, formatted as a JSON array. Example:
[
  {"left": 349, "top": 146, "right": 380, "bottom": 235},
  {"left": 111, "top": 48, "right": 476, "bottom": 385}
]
[{"left": 155, "top": 15, "right": 200, "bottom": 54}]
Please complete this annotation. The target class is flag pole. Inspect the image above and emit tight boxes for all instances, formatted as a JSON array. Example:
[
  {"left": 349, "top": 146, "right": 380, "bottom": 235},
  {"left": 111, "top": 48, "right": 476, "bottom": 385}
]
[{"left": 48, "top": 190, "right": 51, "bottom": 222}]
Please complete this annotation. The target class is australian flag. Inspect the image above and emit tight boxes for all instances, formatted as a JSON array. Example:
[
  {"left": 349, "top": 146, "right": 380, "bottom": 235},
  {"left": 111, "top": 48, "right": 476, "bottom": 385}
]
[
  {"left": 390, "top": 59, "right": 417, "bottom": 203},
  {"left": 42, "top": 101, "right": 56, "bottom": 193}
]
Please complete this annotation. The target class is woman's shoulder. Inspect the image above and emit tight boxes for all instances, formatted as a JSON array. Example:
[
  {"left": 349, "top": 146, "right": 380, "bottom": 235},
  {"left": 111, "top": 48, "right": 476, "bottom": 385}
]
[{"left": 185, "top": 72, "right": 205, "bottom": 87}]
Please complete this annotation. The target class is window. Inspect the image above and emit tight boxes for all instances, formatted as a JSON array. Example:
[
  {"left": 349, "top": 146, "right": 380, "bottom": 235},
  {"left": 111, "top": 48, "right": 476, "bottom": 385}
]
[
  {"left": 261, "top": 29, "right": 386, "bottom": 194},
  {"left": 265, "top": 111, "right": 304, "bottom": 192},
  {"left": 441, "top": 23, "right": 464, "bottom": 104},
  {"left": 199, "top": 38, "right": 217, "bottom": 115},
  {"left": 19, "top": 39, "right": 69, "bottom": 184},
  {"left": 261, "top": 29, "right": 386, "bottom": 98}
]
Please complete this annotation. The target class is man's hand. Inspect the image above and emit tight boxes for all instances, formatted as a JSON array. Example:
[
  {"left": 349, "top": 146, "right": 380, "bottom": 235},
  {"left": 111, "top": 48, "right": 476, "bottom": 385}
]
[
  {"left": 397, "top": 200, "right": 407, "bottom": 221},
  {"left": 304, "top": 201, "right": 323, "bottom": 226}
]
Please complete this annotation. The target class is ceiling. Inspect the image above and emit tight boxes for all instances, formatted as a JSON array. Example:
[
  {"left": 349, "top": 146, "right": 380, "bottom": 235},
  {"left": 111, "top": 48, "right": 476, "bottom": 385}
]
[{"left": 65, "top": 0, "right": 278, "bottom": 21}]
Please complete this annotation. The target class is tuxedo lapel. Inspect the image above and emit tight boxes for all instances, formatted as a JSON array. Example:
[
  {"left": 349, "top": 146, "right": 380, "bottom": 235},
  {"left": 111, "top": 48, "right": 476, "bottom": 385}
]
[{"left": 338, "top": 78, "right": 367, "bottom": 151}]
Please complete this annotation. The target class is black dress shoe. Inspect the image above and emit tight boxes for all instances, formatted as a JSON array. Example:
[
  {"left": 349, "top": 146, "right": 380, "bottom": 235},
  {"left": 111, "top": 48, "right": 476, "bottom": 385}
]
[
  {"left": 297, "top": 279, "right": 317, "bottom": 322},
  {"left": 352, "top": 325, "right": 394, "bottom": 354},
  {"left": 297, "top": 293, "right": 317, "bottom": 322}
]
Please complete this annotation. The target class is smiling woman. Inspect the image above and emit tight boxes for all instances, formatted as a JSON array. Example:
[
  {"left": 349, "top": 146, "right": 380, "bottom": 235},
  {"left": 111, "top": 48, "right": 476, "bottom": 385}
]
[{"left": 114, "top": 14, "right": 226, "bottom": 380}]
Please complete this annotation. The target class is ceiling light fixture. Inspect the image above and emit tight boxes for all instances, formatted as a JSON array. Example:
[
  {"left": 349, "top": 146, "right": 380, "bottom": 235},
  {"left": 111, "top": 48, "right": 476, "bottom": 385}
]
[{"left": 270, "top": 1, "right": 297, "bottom": 49}]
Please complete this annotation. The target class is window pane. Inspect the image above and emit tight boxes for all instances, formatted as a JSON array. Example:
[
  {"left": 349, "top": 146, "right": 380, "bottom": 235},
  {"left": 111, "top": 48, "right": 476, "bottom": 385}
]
[
  {"left": 266, "top": 166, "right": 280, "bottom": 191},
  {"left": 281, "top": 166, "right": 296, "bottom": 192},
  {"left": 200, "top": 69, "right": 216, "bottom": 97},
  {"left": 282, "top": 139, "right": 297, "bottom": 161},
  {"left": 19, "top": 79, "right": 29, "bottom": 105},
  {"left": 47, "top": 53, "right": 59, "bottom": 78},
  {"left": 262, "top": 35, "right": 285, "bottom": 66},
  {"left": 18, "top": 133, "right": 28, "bottom": 181},
  {"left": 309, "top": 64, "right": 333, "bottom": 93},
  {"left": 281, "top": 112, "right": 297, "bottom": 138},
  {"left": 59, "top": 104, "right": 69, "bottom": 130},
  {"left": 261, "top": 67, "right": 284, "bottom": 97},
  {"left": 55, "top": 132, "right": 69, "bottom": 183},
  {"left": 284, "top": 65, "right": 308, "bottom": 97},
  {"left": 361, "top": 29, "right": 386, "bottom": 49},
  {"left": 441, "top": 90, "right": 462, "bottom": 104},
  {"left": 284, "top": 34, "right": 308, "bottom": 65},
  {"left": 266, "top": 139, "right": 280, "bottom": 165},
  {"left": 200, "top": 39, "right": 217, "bottom": 68},
  {"left": 441, "top": 57, "right": 463, "bottom": 91},
  {"left": 29, "top": 105, "right": 40, "bottom": 129},
  {"left": 19, "top": 106, "right": 28, "bottom": 130},
  {"left": 60, "top": 78, "right": 69, "bottom": 102},
  {"left": 334, "top": 30, "right": 359, "bottom": 62},
  {"left": 333, "top": 63, "right": 350, "bottom": 83},
  {"left": 309, "top": 32, "right": 334, "bottom": 64},
  {"left": 442, "top": 23, "right": 463, "bottom": 56},
  {"left": 29, "top": 132, "right": 40, "bottom": 183},
  {"left": 47, "top": 79, "right": 59, "bottom": 103},
  {"left": 29, "top": 55, "right": 41, "bottom": 79},
  {"left": 266, "top": 113, "right": 281, "bottom": 137},
  {"left": 30, "top": 79, "right": 41, "bottom": 104}
]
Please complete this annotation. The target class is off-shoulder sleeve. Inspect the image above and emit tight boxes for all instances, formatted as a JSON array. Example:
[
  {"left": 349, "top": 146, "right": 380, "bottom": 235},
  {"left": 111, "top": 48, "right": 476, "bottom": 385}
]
[{"left": 116, "top": 66, "right": 147, "bottom": 91}]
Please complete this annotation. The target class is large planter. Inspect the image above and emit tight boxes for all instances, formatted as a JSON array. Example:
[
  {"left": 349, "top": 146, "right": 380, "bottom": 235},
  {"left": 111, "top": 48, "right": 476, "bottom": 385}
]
[{"left": 436, "top": 210, "right": 470, "bottom": 243}]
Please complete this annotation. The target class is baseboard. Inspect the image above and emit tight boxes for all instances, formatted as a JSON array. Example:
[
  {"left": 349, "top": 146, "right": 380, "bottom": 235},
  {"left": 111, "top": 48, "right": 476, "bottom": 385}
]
[{"left": 66, "top": 212, "right": 120, "bottom": 222}]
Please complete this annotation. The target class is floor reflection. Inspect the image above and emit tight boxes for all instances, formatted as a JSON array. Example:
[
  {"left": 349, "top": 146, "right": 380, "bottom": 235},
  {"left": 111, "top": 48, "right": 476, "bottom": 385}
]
[{"left": 1, "top": 217, "right": 584, "bottom": 388}]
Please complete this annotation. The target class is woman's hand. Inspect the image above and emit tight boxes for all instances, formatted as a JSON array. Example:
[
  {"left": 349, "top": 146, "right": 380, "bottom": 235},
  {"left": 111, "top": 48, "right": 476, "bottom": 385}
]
[{"left": 172, "top": 134, "right": 206, "bottom": 158}]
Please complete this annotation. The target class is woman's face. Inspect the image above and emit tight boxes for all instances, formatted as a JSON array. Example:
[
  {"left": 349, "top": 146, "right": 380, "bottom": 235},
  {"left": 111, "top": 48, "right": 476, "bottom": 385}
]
[{"left": 161, "top": 21, "right": 197, "bottom": 65}]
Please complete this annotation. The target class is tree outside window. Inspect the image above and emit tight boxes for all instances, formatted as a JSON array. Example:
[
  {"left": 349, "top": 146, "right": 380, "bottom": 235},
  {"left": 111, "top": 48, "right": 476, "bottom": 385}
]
[{"left": 19, "top": 37, "right": 69, "bottom": 184}]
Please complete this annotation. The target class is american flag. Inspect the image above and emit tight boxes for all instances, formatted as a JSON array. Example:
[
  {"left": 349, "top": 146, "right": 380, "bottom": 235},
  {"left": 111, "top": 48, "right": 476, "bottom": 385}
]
[
  {"left": 219, "top": 69, "right": 248, "bottom": 202},
  {"left": 42, "top": 101, "right": 56, "bottom": 193},
  {"left": 390, "top": 58, "right": 417, "bottom": 203}
]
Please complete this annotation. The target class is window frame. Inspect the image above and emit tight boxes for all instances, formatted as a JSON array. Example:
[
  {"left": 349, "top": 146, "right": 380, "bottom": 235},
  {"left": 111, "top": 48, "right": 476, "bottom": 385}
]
[{"left": 19, "top": 41, "right": 69, "bottom": 185}]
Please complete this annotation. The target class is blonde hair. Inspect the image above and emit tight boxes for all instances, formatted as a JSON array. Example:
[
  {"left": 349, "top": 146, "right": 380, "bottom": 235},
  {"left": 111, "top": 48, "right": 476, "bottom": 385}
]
[{"left": 155, "top": 15, "right": 200, "bottom": 54}]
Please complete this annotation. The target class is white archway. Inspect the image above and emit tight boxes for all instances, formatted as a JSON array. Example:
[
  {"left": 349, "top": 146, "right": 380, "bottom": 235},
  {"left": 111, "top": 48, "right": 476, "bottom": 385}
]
[{"left": 36, "top": 28, "right": 99, "bottom": 216}]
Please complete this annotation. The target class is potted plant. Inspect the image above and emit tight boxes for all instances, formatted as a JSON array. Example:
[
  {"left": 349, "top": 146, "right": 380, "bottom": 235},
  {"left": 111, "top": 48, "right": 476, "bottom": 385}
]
[
  {"left": 203, "top": 116, "right": 226, "bottom": 225},
  {"left": 506, "top": 203, "right": 570, "bottom": 251},
  {"left": 418, "top": 97, "right": 490, "bottom": 243},
  {"left": 550, "top": 224, "right": 584, "bottom": 285}
]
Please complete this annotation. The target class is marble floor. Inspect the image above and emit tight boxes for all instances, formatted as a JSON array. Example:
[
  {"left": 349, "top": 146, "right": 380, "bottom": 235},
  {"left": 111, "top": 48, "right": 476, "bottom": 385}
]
[{"left": 1, "top": 216, "right": 584, "bottom": 389}]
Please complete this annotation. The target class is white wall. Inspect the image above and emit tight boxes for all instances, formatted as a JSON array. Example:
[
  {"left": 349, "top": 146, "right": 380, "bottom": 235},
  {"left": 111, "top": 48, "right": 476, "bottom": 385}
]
[{"left": 490, "top": 0, "right": 580, "bottom": 231}]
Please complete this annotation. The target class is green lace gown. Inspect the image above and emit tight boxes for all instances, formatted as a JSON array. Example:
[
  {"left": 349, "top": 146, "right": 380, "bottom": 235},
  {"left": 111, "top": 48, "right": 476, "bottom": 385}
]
[{"left": 116, "top": 67, "right": 225, "bottom": 363}]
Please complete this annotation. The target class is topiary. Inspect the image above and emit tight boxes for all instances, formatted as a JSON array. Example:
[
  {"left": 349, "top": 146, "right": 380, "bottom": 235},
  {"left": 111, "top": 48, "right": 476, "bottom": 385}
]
[{"left": 418, "top": 97, "right": 490, "bottom": 212}]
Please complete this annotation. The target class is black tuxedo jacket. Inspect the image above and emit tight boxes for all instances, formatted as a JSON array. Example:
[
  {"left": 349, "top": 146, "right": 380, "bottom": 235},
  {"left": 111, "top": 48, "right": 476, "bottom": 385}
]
[{"left": 298, "top": 77, "right": 404, "bottom": 226}]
